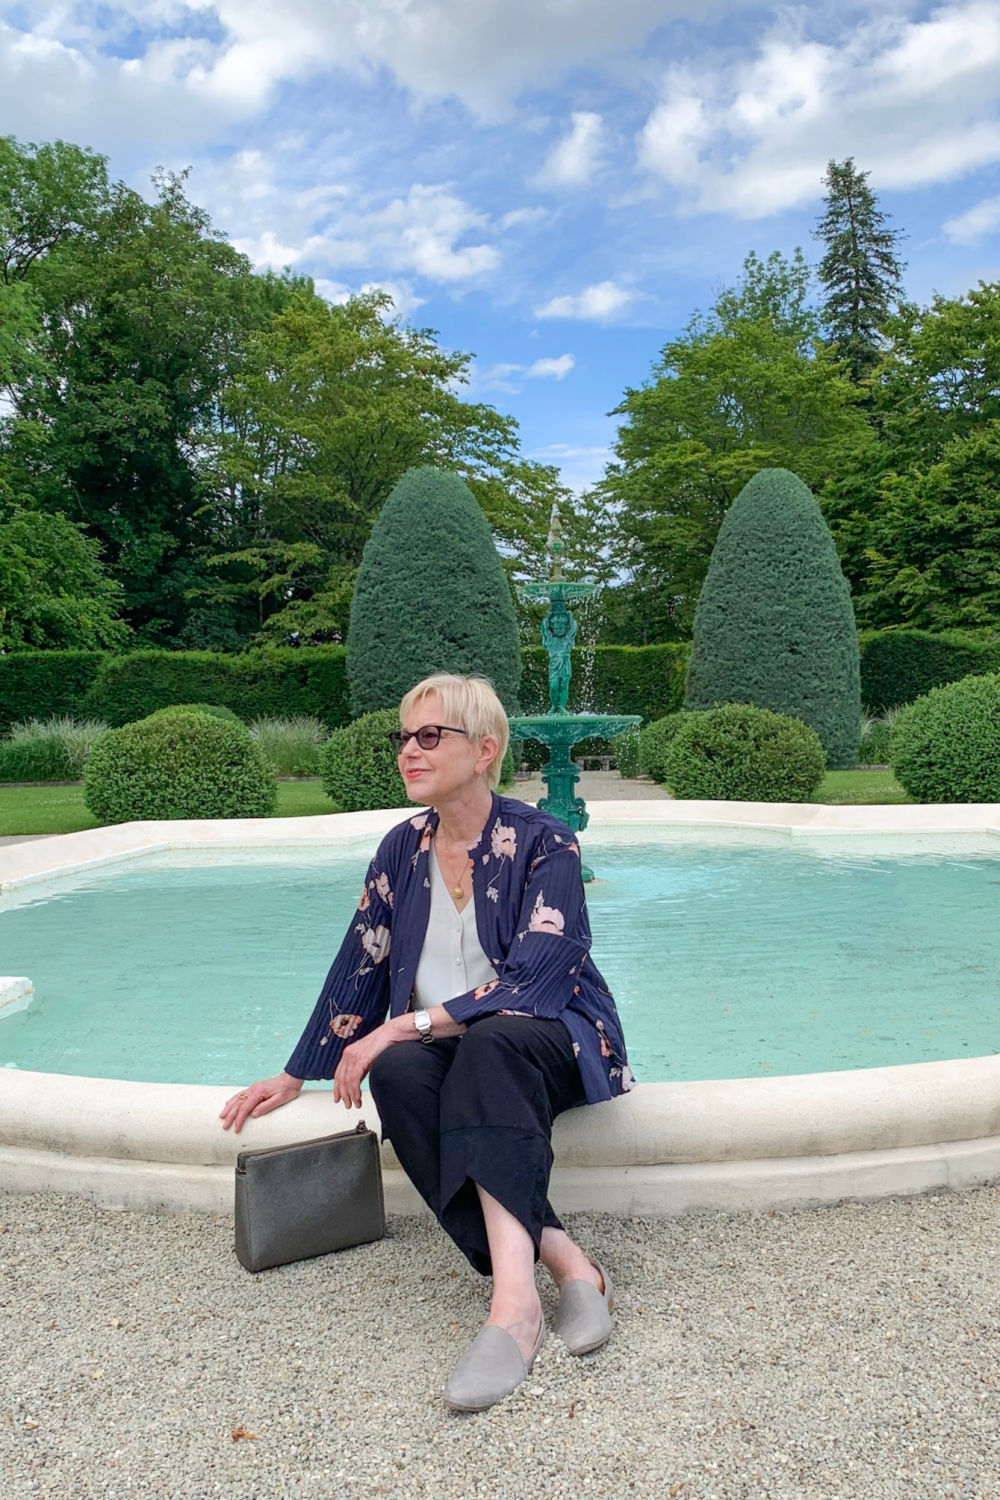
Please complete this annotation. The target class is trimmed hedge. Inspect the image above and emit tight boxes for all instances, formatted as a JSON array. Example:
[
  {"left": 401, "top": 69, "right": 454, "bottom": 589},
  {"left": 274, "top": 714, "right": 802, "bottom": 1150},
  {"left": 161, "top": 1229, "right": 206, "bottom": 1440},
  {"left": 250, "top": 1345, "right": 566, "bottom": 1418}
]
[
  {"left": 686, "top": 468, "right": 860, "bottom": 768},
  {"left": 12, "top": 630, "right": 998, "bottom": 740},
  {"left": 348, "top": 467, "right": 521, "bottom": 716},
  {"left": 859, "top": 629, "right": 1000, "bottom": 712},
  {"left": 319, "top": 709, "right": 406, "bottom": 812},
  {"left": 520, "top": 643, "right": 688, "bottom": 723},
  {"left": 889, "top": 674, "right": 1000, "bottom": 803},
  {"left": 84, "top": 707, "right": 277, "bottom": 823},
  {"left": 0, "top": 651, "right": 104, "bottom": 734},
  {"left": 664, "top": 704, "right": 826, "bottom": 802},
  {"left": 79, "top": 648, "right": 350, "bottom": 728}
]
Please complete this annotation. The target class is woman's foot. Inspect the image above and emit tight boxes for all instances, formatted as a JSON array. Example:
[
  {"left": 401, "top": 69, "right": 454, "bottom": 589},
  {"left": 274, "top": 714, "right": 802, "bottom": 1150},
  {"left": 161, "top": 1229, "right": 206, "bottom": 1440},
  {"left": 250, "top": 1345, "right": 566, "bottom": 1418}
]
[
  {"left": 485, "top": 1295, "right": 544, "bottom": 1364},
  {"left": 444, "top": 1312, "right": 546, "bottom": 1412},
  {"left": 552, "top": 1260, "right": 614, "bottom": 1355},
  {"left": 539, "top": 1227, "right": 605, "bottom": 1293}
]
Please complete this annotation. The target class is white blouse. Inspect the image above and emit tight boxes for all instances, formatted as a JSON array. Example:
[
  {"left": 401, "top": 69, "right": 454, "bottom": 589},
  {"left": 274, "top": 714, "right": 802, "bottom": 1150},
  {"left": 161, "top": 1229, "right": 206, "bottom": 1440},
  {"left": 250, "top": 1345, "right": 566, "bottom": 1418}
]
[{"left": 412, "top": 848, "right": 498, "bottom": 1009}]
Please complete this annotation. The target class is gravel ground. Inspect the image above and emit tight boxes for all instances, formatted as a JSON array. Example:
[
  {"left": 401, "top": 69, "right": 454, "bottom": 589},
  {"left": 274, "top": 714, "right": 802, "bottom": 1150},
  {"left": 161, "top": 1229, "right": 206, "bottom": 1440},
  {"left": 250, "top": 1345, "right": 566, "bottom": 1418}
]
[{"left": 4, "top": 1186, "right": 1000, "bottom": 1500}]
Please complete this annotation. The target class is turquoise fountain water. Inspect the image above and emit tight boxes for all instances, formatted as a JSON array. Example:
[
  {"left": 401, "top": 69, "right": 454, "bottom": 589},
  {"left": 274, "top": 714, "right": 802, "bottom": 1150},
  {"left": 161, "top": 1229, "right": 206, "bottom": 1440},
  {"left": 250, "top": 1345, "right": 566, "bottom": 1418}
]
[{"left": 3, "top": 834, "right": 1000, "bottom": 1085}]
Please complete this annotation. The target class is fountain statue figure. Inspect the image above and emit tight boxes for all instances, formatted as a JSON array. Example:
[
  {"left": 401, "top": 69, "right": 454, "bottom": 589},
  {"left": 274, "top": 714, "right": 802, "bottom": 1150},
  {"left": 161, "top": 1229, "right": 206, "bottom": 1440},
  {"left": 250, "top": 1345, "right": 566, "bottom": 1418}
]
[
  {"left": 540, "top": 598, "right": 577, "bottom": 714},
  {"left": 509, "top": 503, "right": 640, "bottom": 879}
]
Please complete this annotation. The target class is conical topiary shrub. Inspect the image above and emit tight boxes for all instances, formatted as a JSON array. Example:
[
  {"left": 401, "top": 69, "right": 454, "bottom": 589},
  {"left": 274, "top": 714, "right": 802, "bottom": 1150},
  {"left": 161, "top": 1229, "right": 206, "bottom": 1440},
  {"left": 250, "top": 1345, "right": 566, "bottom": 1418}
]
[
  {"left": 347, "top": 467, "right": 520, "bottom": 715},
  {"left": 684, "top": 467, "right": 860, "bottom": 769}
]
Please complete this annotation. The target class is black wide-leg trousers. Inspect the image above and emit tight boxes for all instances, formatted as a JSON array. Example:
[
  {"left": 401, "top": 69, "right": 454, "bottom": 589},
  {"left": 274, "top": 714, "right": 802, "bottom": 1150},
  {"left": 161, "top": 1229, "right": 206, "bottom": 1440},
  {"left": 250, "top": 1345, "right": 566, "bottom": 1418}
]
[{"left": 368, "top": 1014, "right": 586, "bottom": 1276}]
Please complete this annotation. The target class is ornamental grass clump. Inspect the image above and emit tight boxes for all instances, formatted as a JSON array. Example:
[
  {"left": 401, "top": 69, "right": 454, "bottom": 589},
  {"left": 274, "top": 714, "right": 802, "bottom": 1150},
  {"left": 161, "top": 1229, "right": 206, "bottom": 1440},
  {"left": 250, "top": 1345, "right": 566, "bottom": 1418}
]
[
  {"left": 663, "top": 703, "right": 826, "bottom": 802},
  {"left": 0, "top": 716, "right": 110, "bottom": 782},
  {"left": 249, "top": 716, "right": 329, "bottom": 776},
  {"left": 610, "top": 726, "right": 641, "bottom": 778},
  {"left": 84, "top": 707, "right": 276, "bottom": 823},
  {"left": 856, "top": 707, "right": 905, "bottom": 767},
  {"left": 319, "top": 709, "right": 405, "bottom": 812},
  {"left": 889, "top": 673, "right": 1000, "bottom": 803}
]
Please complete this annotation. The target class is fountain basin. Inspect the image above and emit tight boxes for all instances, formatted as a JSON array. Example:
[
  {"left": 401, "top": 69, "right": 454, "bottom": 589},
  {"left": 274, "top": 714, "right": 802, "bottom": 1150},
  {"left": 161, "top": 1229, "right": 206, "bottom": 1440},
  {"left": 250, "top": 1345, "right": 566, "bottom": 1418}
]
[
  {"left": 508, "top": 713, "right": 640, "bottom": 748},
  {"left": 3, "top": 802, "right": 1000, "bottom": 1216}
]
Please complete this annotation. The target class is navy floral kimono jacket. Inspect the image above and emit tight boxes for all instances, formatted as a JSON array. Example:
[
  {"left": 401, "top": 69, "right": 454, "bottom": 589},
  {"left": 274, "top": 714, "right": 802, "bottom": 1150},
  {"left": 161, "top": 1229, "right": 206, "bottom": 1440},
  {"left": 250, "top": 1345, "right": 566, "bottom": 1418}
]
[{"left": 285, "top": 793, "right": 634, "bottom": 1104}]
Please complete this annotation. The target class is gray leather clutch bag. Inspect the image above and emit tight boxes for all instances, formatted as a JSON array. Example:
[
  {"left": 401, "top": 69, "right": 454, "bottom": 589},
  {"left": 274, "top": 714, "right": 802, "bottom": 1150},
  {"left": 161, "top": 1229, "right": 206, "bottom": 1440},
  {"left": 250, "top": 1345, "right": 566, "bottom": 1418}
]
[{"left": 234, "top": 1120, "right": 385, "bottom": 1272}]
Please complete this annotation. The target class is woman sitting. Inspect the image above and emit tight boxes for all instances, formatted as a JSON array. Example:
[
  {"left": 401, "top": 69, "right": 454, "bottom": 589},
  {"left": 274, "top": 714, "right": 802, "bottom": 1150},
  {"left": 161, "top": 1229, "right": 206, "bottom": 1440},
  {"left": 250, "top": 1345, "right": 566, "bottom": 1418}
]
[{"left": 221, "top": 672, "right": 634, "bottom": 1411}]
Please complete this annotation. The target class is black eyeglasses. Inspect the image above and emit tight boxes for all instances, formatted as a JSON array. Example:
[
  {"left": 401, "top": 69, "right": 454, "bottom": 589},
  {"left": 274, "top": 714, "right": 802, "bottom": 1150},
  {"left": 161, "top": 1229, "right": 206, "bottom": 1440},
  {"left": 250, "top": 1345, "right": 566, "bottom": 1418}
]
[{"left": 387, "top": 725, "right": 469, "bottom": 752}]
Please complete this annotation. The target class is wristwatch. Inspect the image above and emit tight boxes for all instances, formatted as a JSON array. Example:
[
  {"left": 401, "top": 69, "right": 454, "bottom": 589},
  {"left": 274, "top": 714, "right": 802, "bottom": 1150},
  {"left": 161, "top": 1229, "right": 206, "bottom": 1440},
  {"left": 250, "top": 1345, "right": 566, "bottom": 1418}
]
[{"left": 413, "top": 1009, "right": 434, "bottom": 1044}]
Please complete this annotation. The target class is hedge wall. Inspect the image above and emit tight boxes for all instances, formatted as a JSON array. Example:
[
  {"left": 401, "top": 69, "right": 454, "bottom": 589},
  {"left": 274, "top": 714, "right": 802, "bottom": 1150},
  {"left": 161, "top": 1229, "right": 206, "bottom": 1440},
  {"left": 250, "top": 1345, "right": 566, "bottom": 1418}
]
[
  {"left": 12, "top": 632, "right": 998, "bottom": 736},
  {"left": 0, "top": 651, "right": 105, "bottom": 734},
  {"left": 858, "top": 630, "right": 1000, "bottom": 712},
  {"left": 520, "top": 644, "right": 689, "bottom": 722},
  {"left": 0, "top": 648, "right": 351, "bottom": 733}
]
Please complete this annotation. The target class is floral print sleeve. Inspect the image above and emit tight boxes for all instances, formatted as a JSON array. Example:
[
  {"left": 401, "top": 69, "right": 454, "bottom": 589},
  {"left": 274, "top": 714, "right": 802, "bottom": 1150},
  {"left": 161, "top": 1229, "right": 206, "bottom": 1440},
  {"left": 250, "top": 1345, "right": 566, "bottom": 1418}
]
[
  {"left": 284, "top": 854, "right": 395, "bottom": 1080},
  {"left": 442, "top": 832, "right": 591, "bottom": 1028}
]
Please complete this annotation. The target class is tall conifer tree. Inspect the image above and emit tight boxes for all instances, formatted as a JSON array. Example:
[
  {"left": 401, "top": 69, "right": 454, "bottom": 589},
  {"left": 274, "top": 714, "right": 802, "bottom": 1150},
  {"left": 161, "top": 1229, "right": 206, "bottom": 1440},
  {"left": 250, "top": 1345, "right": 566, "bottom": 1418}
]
[{"left": 815, "top": 158, "right": 905, "bottom": 381}]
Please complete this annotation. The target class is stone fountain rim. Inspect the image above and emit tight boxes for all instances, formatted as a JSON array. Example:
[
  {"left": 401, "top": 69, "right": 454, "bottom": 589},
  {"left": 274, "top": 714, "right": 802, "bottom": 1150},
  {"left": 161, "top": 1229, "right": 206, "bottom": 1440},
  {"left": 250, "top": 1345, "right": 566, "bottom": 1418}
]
[{"left": 3, "top": 800, "right": 1000, "bottom": 1216}]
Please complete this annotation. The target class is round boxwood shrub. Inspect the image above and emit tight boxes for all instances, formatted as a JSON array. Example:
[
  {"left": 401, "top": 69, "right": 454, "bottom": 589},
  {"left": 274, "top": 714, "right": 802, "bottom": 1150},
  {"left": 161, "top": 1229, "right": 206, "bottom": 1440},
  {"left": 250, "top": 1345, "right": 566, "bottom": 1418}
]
[
  {"left": 320, "top": 709, "right": 406, "bottom": 812},
  {"left": 84, "top": 707, "right": 277, "bottom": 823},
  {"left": 171, "top": 702, "right": 246, "bottom": 727},
  {"left": 663, "top": 703, "right": 826, "bottom": 802},
  {"left": 347, "top": 467, "right": 520, "bottom": 717},
  {"left": 686, "top": 467, "right": 860, "bottom": 768},
  {"left": 889, "top": 673, "right": 1000, "bottom": 803},
  {"left": 638, "top": 713, "right": 691, "bottom": 783}
]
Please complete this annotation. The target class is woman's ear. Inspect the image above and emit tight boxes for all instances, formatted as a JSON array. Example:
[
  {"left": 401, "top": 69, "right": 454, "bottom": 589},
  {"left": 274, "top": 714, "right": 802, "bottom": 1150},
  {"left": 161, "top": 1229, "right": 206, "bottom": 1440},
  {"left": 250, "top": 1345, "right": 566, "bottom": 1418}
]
[{"left": 475, "top": 734, "right": 500, "bottom": 779}]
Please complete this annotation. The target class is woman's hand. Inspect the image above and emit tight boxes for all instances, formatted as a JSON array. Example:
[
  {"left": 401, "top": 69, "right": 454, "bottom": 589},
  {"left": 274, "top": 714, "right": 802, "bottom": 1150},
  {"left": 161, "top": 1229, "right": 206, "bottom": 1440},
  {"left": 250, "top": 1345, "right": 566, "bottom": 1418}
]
[
  {"left": 334, "top": 1019, "right": 406, "bottom": 1110},
  {"left": 219, "top": 1071, "right": 303, "bottom": 1133}
]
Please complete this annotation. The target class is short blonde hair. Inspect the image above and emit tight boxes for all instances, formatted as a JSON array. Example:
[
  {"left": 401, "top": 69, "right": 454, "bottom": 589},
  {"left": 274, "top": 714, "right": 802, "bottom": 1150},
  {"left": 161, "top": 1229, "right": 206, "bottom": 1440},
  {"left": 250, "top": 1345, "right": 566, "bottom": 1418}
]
[{"left": 399, "top": 673, "right": 510, "bottom": 789}]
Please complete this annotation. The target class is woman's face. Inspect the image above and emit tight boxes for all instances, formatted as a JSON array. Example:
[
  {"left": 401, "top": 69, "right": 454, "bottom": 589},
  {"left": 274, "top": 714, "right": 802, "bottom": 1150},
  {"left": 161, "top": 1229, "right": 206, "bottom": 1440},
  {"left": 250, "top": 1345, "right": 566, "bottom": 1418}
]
[{"left": 396, "top": 693, "right": 498, "bottom": 807}]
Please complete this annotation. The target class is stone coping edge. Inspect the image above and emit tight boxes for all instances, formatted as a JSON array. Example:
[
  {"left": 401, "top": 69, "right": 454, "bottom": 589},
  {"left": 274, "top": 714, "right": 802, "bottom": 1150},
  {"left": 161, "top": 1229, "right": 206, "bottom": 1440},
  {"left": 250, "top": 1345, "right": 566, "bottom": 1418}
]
[
  {"left": 4, "top": 1052, "right": 1000, "bottom": 1175},
  {"left": 3, "top": 1135, "right": 999, "bottom": 1218},
  {"left": 2, "top": 799, "right": 1000, "bottom": 893}
]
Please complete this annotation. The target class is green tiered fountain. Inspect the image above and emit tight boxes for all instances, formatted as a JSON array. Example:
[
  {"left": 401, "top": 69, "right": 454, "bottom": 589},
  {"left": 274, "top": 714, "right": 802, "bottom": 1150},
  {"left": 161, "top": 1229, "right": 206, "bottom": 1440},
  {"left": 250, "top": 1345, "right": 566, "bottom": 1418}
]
[{"left": 509, "top": 505, "right": 640, "bottom": 880}]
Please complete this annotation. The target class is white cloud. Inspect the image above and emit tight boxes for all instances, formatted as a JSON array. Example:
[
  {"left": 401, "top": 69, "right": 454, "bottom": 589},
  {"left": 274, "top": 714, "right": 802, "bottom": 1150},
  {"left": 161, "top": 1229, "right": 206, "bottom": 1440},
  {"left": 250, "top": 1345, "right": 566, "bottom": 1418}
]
[
  {"left": 535, "top": 281, "right": 635, "bottom": 320},
  {"left": 638, "top": 2, "right": 1000, "bottom": 218},
  {"left": 471, "top": 352, "right": 575, "bottom": 393},
  {"left": 943, "top": 194, "right": 1000, "bottom": 245},
  {"left": 196, "top": 0, "right": 718, "bottom": 119},
  {"left": 0, "top": 16, "right": 223, "bottom": 147},
  {"left": 313, "top": 277, "right": 427, "bottom": 318},
  {"left": 499, "top": 206, "right": 549, "bottom": 230},
  {"left": 0, "top": 0, "right": 735, "bottom": 135},
  {"left": 533, "top": 111, "right": 605, "bottom": 188},
  {"left": 231, "top": 182, "right": 499, "bottom": 285},
  {"left": 529, "top": 443, "right": 611, "bottom": 494},
  {"left": 526, "top": 354, "right": 575, "bottom": 379}
]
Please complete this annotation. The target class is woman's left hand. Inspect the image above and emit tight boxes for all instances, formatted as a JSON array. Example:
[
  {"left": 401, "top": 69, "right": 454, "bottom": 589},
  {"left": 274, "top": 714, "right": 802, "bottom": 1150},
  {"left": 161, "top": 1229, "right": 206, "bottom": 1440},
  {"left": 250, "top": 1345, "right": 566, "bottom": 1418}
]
[{"left": 333, "top": 1020, "right": 401, "bottom": 1109}]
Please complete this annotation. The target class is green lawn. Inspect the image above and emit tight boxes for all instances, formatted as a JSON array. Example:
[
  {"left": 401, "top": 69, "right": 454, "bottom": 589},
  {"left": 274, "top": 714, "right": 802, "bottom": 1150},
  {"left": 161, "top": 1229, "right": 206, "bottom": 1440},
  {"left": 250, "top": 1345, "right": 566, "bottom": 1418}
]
[
  {"left": 812, "top": 768, "right": 911, "bottom": 804},
  {"left": 0, "top": 768, "right": 913, "bottom": 837},
  {"left": 0, "top": 778, "right": 341, "bottom": 837}
]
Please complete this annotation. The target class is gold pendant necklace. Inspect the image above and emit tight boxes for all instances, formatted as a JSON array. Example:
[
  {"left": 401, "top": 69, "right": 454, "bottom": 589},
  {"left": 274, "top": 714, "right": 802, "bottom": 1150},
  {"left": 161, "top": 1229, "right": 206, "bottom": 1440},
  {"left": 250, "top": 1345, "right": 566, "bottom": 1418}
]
[{"left": 439, "top": 845, "right": 468, "bottom": 899}]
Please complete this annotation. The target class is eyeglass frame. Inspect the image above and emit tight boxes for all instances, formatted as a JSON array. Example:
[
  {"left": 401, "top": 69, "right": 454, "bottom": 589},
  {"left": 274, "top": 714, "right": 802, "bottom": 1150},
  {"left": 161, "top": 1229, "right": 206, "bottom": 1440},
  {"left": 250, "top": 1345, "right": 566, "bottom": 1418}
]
[{"left": 386, "top": 724, "right": 470, "bottom": 753}]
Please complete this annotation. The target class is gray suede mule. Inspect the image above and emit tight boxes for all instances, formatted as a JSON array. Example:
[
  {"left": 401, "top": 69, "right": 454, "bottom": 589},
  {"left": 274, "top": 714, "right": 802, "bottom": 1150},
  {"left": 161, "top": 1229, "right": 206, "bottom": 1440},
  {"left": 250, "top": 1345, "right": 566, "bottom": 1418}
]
[
  {"left": 443, "top": 1316, "right": 546, "bottom": 1412},
  {"left": 553, "top": 1262, "right": 614, "bottom": 1355}
]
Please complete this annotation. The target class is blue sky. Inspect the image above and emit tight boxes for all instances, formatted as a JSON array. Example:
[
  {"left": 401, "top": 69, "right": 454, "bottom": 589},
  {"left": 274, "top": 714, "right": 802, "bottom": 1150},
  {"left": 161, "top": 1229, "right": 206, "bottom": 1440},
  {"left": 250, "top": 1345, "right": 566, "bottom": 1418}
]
[{"left": 2, "top": 0, "right": 1000, "bottom": 492}]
